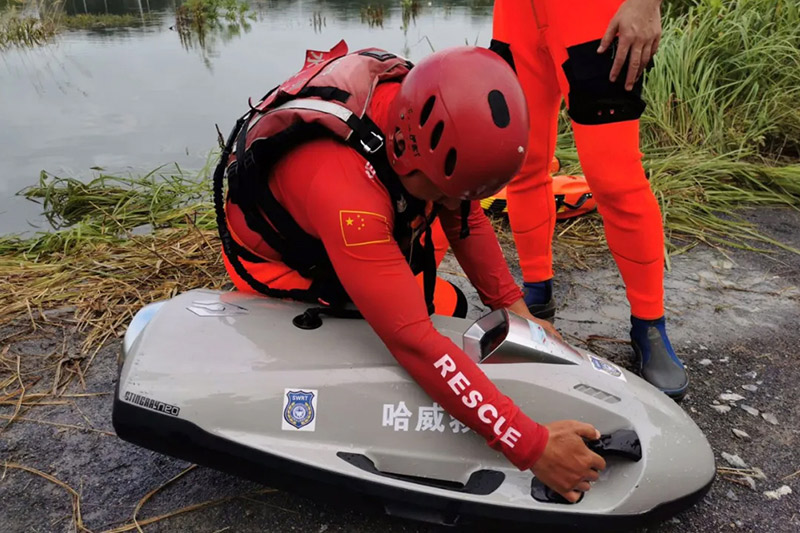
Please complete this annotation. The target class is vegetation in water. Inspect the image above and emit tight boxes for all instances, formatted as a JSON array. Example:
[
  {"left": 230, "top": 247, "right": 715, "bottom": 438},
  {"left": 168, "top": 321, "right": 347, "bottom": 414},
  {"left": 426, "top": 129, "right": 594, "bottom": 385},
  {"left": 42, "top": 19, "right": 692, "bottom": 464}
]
[
  {"left": 1, "top": 0, "right": 251, "bottom": 50},
  {"left": 1, "top": 5, "right": 147, "bottom": 48},
  {"left": 310, "top": 9, "right": 325, "bottom": 33},
  {"left": 174, "top": 0, "right": 255, "bottom": 66},
  {"left": 0, "top": 8, "right": 58, "bottom": 48},
  {"left": 175, "top": 0, "right": 253, "bottom": 30},
  {"left": 360, "top": 4, "right": 385, "bottom": 28},
  {"left": 61, "top": 13, "right": 144, "bottom": 30},
  {"left": 400, "top": 0, "right": 419, "bottom": 30}
]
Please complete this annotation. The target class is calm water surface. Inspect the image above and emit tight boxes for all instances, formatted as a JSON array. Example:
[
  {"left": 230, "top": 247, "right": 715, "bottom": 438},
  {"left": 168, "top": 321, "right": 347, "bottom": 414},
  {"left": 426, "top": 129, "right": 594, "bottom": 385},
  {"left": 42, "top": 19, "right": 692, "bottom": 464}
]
[{"left": 0, "top": 0, "right": 493, "bottom": 234}]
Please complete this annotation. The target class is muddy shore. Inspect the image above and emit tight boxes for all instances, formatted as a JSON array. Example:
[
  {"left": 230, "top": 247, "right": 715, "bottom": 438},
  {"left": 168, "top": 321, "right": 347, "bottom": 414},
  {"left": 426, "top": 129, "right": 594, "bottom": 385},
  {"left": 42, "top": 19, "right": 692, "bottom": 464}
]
[{"left": 1, "top": 207, "right": 798, "bottom": 533}]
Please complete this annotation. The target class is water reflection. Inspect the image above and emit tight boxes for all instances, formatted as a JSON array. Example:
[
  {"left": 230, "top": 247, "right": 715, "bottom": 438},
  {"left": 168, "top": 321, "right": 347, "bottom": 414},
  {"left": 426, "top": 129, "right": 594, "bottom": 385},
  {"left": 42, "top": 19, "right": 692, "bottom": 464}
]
[
  {"left": 3, "top": 0, "right": 493, "bottom": 53},
  {"left": 359, "top": 4, "right": 382, "bottom": 28},
  {"left": 173, "top": 0, "right": 255, "bottom": 70},
  {"left": 310, "top": 8, "right": 324, "bottom": 32},
  {"left": 1, "top": 0, "right": 260, "bottom": 75},
  {"left": 0, "top": 0, "right": 494, "bottom": 234},
  {"left": 400, "top": 0, "right": 419, "bottom": 32}
]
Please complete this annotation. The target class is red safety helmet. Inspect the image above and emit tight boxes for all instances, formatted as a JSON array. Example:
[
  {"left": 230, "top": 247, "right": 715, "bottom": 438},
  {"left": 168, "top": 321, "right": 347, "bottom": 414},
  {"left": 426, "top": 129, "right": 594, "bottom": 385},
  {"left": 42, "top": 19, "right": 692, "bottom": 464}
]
[{"left": 386, "top": 46, "right": 529, "bottom": 200}]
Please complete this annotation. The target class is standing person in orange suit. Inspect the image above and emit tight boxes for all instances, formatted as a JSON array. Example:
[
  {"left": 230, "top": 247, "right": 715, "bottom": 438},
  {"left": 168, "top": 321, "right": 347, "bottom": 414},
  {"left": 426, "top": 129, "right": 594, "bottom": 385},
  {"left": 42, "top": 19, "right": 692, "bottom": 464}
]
[{"left": 493, "top": 0, "right": 689, "bottom": 399}]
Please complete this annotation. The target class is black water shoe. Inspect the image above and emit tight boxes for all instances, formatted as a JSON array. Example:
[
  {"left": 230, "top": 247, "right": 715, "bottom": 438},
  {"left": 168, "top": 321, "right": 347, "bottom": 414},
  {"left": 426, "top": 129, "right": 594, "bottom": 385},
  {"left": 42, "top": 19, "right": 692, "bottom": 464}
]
[
  {"left": 630, "top": 316, "right": 689, "bottom": 401},
  {"left": 523, "top": 280, "right": 556, "bottom": 323}
]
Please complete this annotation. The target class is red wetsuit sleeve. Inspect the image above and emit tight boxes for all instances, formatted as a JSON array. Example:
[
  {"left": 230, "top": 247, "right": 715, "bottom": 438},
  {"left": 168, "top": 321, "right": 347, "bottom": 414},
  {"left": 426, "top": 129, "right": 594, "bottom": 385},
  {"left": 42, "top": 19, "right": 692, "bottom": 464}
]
[
  {"left": 439, "top": 201, "right": 524, "bottom": 310},
  {"left": 297, "top": 153, "right": 548, "bottom": 470}
]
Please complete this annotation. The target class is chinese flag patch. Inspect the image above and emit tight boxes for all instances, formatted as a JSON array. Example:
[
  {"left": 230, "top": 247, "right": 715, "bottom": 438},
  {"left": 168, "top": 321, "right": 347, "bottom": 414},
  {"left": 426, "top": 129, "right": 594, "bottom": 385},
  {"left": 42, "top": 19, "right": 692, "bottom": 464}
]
[{"left": 340, "top": 210, "right": 391, "bottom": 247}]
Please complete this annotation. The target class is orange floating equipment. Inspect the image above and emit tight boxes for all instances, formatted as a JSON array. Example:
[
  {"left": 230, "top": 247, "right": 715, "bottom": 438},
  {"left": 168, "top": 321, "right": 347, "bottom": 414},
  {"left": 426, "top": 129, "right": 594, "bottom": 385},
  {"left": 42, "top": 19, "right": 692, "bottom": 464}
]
[
  {"left": 480, "top": 186, "right": 509, "bottom": 217},
  {"left": 481, "top": 172, "right": 596, "bottom": 220},
  {"left": 548, "top": 156, "right": 561, "bottom": 175}
]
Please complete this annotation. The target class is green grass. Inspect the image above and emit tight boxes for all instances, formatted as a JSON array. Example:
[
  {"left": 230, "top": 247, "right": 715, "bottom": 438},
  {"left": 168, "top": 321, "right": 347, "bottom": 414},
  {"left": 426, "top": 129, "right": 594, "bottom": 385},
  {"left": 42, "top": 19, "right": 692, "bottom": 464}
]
[
  {"left": 640, "top": 0, "right": 800, "bottom": 160},
  {"left": 1, "top": 162, "right": 217, "bottom": 257}
]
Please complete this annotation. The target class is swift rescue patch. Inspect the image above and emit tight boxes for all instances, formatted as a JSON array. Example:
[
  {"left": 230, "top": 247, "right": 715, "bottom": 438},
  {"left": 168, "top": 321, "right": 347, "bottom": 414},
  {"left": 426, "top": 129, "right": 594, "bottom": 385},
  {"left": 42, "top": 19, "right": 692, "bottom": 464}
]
[
  {"left": 282, "top": 389, "right": 318, "bottom": 431},
  {"left": 589, "top": 355, "right": 626, "bottom": 381}
]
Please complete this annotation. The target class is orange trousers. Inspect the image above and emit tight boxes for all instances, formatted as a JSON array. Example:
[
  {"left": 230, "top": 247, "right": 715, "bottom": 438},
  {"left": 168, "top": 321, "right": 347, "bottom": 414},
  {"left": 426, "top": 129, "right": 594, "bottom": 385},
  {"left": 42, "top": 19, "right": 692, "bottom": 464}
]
[{"left": 493, "top": 0, "right": 665, "bottom": 319}]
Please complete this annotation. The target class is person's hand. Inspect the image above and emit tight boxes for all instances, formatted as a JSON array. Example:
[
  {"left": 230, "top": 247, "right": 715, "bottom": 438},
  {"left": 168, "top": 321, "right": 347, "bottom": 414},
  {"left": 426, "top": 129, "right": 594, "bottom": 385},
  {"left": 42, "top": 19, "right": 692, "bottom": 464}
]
[
  {"left": 597, "top": 0, "right": 663, "bottom": 91},
  {"left": 530, "top": 420, "right": 607, "bottom": 503},
  {"left": 505, "top": 298, "right": 562, "bottom": 340}
]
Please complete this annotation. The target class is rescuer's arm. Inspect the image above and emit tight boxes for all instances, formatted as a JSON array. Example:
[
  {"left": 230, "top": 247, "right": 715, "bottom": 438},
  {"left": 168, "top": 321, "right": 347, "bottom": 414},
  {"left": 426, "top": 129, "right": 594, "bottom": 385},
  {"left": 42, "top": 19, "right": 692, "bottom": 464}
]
[
  {"left": 303, "top": 160, "right": 548, "bottom": 470},
  {"left": 299, "top": 160, "right": 603, "bottom": 500},
  {"left": 438, "top": 202, "right": 560, "bottom": 338}
]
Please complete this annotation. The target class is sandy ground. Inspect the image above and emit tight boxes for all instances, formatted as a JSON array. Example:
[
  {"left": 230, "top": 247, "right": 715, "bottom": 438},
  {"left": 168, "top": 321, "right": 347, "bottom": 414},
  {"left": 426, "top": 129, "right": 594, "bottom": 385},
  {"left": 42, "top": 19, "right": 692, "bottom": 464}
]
[{"left": 1, "top": 207, "right": 799, "bottom": 533}]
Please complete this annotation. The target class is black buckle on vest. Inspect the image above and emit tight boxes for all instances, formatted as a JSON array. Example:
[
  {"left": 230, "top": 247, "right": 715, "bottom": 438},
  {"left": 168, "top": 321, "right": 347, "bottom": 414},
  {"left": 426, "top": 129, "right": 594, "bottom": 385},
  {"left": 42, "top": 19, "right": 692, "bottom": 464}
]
[
  {"left": 241, "top": 150, "right": 256, "bottom": 170},
  {"left": 360, "top": 131, "right": 384, "bottom": 154}
]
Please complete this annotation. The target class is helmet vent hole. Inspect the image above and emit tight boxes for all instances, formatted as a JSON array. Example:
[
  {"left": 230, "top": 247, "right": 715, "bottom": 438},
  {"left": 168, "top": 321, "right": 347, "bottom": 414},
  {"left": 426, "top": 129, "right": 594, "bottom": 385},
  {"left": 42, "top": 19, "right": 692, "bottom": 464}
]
[
  {"left": 393, "top": 129, "right": 406, "bottom": 158},
  {"left": 488, "top": 90, "right": 510, "bottom": 128},
  {"left": 444, "top": 148, "right": 457, "bottom": 177},
  {"left": 420, "top": 96, "right": 436, "bottom": 127},
  {"left": 430, "top": 121, "right": 445, "bottom": 151}
]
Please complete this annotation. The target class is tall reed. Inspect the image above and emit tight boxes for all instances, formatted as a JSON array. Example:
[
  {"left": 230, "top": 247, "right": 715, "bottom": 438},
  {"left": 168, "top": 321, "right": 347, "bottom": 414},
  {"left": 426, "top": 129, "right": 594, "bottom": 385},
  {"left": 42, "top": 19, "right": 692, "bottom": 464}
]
[{"left": 642, "top": 0, "right": 800, "bottom": 160}]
